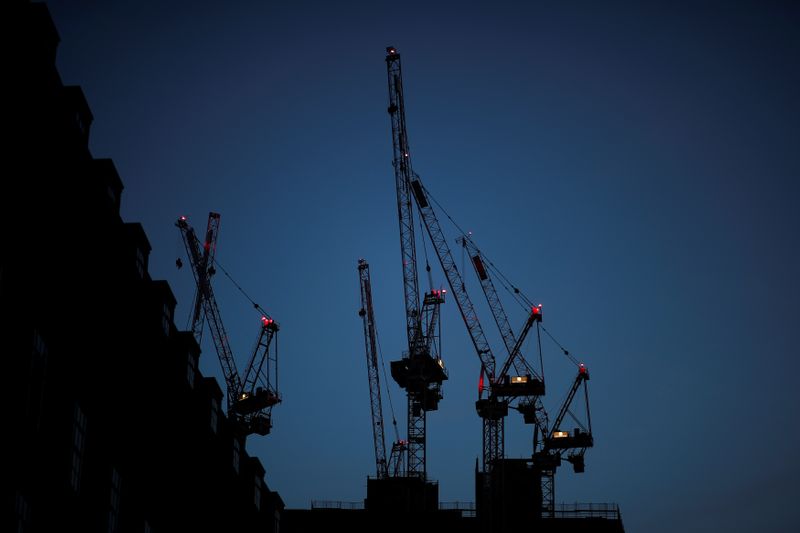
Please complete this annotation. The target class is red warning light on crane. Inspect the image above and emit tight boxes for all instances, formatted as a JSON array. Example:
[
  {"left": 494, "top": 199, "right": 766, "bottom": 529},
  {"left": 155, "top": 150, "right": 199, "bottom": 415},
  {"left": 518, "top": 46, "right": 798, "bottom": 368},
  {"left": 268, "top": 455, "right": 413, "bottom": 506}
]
[{"left": 579, "top": 363, "right": 587, "bottom": 374}]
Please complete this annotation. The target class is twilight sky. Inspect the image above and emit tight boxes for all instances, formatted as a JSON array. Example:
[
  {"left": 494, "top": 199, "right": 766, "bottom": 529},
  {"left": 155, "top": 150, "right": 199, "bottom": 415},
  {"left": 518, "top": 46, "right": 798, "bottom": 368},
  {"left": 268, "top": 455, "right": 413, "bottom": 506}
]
[{"left": 45, "top": 1, "right": 799, "bottom": 531}]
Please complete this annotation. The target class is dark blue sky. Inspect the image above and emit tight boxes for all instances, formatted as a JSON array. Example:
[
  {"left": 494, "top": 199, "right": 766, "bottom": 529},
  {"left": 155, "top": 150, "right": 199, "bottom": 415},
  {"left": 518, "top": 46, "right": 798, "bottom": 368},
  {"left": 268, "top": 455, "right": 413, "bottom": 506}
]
[{"left": 46, "top": 1, "right": 799, "bottom": 531}]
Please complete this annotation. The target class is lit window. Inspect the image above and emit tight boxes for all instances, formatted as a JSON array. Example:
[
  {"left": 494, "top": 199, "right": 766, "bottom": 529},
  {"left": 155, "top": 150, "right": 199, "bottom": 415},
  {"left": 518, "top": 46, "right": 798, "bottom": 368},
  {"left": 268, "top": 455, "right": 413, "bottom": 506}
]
[
  {"left": 233, "top": 438, "right": 240, "bottom": 474},
  {"left": 71, "top": 403, "right": 87, "bottom": 493},
  {"left": 186, "top": 353, "right": 196, "bottom": 389},
  {"left": 210, "top": 397, "right": 219, "bottom": 434},
  {"left": 108, "top": 467, "right": 121, "bottom": 533}
]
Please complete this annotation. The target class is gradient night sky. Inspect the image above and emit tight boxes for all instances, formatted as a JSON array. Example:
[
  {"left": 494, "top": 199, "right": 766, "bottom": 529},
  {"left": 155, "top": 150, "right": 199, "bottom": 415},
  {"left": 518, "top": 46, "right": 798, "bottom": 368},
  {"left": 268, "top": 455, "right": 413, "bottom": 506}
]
[{"left": 45, "top": 1, "right": 799, "bottom": 531}]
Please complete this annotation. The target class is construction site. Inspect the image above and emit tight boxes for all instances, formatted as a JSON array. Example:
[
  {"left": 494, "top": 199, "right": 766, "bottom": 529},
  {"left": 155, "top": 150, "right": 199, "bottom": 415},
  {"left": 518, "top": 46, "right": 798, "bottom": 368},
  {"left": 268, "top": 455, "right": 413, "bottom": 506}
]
[{"left": 8, "top": 2, "right": 624, "bottom": 532}]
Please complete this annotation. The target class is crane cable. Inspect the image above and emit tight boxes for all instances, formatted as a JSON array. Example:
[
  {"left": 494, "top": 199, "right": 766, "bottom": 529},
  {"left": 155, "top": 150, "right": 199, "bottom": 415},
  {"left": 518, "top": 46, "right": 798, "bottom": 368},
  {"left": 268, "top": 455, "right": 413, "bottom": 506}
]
[
  {"left": 422, "top": 182, "right": 535, "bottom": 310},
  {"left": 541, "top": 325, "right": 580, "bottom": 366},
  {"left": 420, "top": 184, "right": 583, "bottom": 370},
  {"left": 374, "top": 322, "right": 400, "bottom": 444},
  {"left": 416, "top": 206, "right": 434, "bottom": 291},
  {"left": 185, "top": 230, "right": 273, "bottom": 320}
]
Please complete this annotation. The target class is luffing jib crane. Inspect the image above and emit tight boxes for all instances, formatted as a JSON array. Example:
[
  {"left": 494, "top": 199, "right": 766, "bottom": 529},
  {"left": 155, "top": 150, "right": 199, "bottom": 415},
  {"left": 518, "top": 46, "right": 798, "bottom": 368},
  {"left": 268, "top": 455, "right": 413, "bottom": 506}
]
[
  {"left": 382, "top": 47, "right": 595, "bottom": 520},
  {"left": 358, "top": 259, "right": 409, "bottom": 479},
  {"left": 177, "top": 213, "right": 280, "bottom": 437},
  {"left": 386, "top": 46, "right": 503, "bottom": 472},
  {"left": 385, "top": 46, "right": 448, "bottom": 481}
]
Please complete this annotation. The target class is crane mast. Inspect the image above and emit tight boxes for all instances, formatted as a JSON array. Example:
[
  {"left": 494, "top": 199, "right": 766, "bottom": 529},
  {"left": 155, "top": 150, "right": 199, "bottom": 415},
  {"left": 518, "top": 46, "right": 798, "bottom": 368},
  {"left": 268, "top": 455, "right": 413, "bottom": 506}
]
[
  {"left": 358, "top": 259, "right": 389, "bottom": 479},
  {"left": 381, "top": 48, "right": 597, "bottom": 522},
  {"left": 386, "top": 47, "right": 423, "bottom": 355},
  {"left": 188, "top": 212, "right": 219, "bottom": 343},
  {"left": 386, "top": 46, "right": 448, "bottom": 481},
  {"left": 385, "top": 47, "right": 505, "bottom": 473},
  {"left": 177, "top": 213, "right": 242, "bottom": 409}
]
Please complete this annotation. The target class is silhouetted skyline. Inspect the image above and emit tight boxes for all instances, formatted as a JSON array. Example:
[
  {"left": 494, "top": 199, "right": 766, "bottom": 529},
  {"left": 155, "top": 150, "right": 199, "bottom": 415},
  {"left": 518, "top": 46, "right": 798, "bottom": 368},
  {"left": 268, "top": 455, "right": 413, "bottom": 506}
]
[{"left": 45, "top": 1, "right": 800, "bottom": 532}]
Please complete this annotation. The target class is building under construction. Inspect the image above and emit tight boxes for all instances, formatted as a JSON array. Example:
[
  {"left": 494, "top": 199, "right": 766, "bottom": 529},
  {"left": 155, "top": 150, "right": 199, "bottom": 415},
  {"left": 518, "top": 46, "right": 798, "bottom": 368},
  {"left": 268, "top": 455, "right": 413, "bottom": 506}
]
[{"left": 8, "top": 3, "right": 624, "bottom": 532}]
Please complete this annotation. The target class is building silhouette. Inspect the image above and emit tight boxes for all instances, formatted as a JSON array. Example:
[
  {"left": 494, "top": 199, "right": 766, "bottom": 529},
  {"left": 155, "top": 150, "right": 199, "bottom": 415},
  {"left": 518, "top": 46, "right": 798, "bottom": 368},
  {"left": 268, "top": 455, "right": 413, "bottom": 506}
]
[{"left": 6, "top": 2, "right": 283, "bottom": 532}]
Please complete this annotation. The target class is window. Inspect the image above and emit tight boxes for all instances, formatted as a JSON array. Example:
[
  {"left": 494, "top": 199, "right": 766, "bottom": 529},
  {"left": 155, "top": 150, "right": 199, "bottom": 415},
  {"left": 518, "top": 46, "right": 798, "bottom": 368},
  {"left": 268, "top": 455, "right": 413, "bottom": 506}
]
[
  {"left": 135, "top": 247, "right": 145, "bottom": 279},
  {"left": 232, "top": 438, "right": 241, "bottom": 474},
  {"left": 161, "top": 303, "right": 171, "bottom": 337},
  {"left": 32, "top": 330, "right": 47, "bottom": 357},
  {"left": 28, "top": 330, "right": 48, "bottom": 432},
  {"left": 71, "top": 403, "right": 87, "bottom": 493},
  {"left": 107, "top": 184, "right": 117, "bottom": 207},
  {"left": 186, "top": 353, "right": 196, "bottom": 389},
  {"left": 75, "top": 111, "right": 85, "bottom": 136},
  {"left": 254, "top": 476, "right": 262, "bottom": 511},
  {"left": 108, "top": 467, "right": 121, "bottom": 533},
  {"left": 210, "top": 397, "right": 219, "bottom": 434},
  {"left": 16, "top": 491, "right": 30, "bottom": 533}
]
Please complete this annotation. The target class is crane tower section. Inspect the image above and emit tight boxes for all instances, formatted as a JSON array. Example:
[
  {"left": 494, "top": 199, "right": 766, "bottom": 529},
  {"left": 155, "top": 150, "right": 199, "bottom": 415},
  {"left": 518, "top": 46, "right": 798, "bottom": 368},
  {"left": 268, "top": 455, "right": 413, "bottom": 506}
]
[
  {"left": 358, "top": 259, "right": 389, "bottom": 479},
  {"left": 386, "top": 47, "right": 448, "bottom": 480}
]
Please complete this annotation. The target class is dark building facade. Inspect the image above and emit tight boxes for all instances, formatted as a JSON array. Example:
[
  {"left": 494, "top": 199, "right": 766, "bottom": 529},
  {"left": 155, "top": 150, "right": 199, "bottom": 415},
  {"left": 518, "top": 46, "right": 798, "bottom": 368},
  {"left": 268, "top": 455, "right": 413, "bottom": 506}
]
[{"left": 6, "top": 2, "right": 283, "bottom": 532}]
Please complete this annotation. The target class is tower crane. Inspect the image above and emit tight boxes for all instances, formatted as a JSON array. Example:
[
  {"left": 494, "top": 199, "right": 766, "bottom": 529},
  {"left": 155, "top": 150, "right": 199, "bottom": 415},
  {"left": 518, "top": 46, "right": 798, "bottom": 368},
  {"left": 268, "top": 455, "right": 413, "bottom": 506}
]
[
  {"left": 176, "top": 213, "right": 280, "bottom": 437},
  {"left": 385, "top": 47, "right": 448, "bottom": 481},
  {"left": 460, "top": 235, "right": 550, "bottom": 446},
  {"left": 382, "top": 48, "right": 596, "bottom": 522},
  {"left": 358, "top": 259, "right": 409, "bottom": 479},
  {"left": 386, "top": 46, "right": 503, "bottom": 474},
  {"left": 461, "top": 231, "right": 596, "bottom": 516}
]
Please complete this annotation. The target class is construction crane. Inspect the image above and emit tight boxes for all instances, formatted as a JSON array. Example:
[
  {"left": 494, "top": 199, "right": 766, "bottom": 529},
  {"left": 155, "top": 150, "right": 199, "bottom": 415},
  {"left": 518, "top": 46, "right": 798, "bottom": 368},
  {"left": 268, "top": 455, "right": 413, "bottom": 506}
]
[
  {"left": 358, "top": 259, "right": 410, "bottom": 479},
  {"left": 544, "top": 363, "right": 593, "bottom": 467},
  {"left": 461, "top": 236, "right": 544, "bottom": 389},
  {"left": 385, "top": 46, "right": 448, "bottom": 481},
  {"left": 460, "top": 234, "right": 551, "bottom": 444},
  {"left": 461, "top": 231, "right": 596, "bottom": 516},
  {"left": 385, "top": 46, "right": 504, "bottom": 474},
  {"left": 382, "top": 48, "right": 595, "bottom": 522},
  {"left": 176, "top": 213, "right": 280, "bottom": 437},
  {"left": 460, "top": 234, "right": 562, "bottom": 514},
  {"left": 519, "top": 362, "right": 592, "bottom": 516}
]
